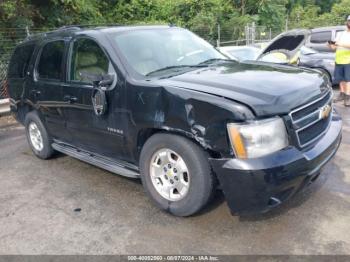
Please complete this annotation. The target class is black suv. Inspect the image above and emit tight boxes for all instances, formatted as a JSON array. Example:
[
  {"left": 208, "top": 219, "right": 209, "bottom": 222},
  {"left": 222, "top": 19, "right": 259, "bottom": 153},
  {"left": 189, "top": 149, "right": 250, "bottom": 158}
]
[{"left": 7, "top": 25, "right": 342, "bottom": 216}]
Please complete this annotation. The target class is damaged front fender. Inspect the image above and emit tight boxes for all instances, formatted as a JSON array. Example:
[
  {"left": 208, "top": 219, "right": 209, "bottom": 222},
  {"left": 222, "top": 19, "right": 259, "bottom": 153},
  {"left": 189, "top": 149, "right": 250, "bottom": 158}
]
[{"left": 126, "top": 82, "right": 255, "bottom": 161}]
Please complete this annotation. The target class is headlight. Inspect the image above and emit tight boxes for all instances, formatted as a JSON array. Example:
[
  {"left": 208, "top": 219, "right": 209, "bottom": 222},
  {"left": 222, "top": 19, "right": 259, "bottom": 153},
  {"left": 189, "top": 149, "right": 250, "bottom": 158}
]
[{"left": 227, "top": 117, "right": 289, "bottom": 159}]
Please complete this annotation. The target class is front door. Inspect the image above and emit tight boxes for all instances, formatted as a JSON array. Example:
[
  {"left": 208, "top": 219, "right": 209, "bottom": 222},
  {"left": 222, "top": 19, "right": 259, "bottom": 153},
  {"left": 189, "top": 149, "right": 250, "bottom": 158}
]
[{"left": 63, "top": 37, "right": 125, "bottom": 159}]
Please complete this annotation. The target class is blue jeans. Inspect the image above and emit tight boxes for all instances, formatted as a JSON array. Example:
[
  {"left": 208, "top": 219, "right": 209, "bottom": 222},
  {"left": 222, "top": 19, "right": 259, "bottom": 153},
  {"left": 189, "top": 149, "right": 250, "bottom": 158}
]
[{"left": 334, "top": 64, "right": 350, "bottom": 82}]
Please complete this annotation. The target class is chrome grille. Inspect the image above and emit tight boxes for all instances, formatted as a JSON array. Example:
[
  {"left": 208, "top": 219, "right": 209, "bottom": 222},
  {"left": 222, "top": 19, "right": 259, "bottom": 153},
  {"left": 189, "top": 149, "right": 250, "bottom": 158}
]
[{"left": 289, "top": 90, "right": 333, "bottom": 148}]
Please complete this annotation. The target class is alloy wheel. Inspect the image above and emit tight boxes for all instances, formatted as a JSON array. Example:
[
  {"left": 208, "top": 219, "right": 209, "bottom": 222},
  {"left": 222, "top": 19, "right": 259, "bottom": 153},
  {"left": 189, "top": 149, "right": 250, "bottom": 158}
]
[
  {"left": 149, "top": 148, "right": 190, "bottom": 201},
  {"left": 28, "top": 122, "right": 43, "bottom": 151}
]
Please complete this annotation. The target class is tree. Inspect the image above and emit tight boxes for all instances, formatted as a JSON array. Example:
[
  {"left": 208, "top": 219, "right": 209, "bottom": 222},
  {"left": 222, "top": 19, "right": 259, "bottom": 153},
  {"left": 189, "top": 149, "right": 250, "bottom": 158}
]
[
  {"left": 288, "top": 0, "right": 350, "bottom": 29},
  {"left": 289, "top": 4, "right": 321, "bottom": 28},
  {"left": 0, "top": 0, "right": 35, "bottom": 28},
  {"left": 0, "top": 0, "right": 343, "bottom": 36},
  {"left": 257, "top": 0, "right": 288, "bottom": 31},
  {"left": 330, "top": 0, "right": 350, "bottom": 24}
]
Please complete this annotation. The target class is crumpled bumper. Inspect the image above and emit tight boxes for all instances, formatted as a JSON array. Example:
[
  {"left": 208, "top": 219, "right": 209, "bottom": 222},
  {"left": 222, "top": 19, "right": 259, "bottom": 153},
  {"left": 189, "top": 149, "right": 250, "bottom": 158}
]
[{"left": 209, "top": 115, "right": 342, "bottom": 215}]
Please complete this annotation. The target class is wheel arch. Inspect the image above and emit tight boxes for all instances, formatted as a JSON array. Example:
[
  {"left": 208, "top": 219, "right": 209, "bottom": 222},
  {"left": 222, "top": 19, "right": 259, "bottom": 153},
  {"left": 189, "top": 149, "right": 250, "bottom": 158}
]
[
  {"left": 136, "top": 127, "right": 222, "bottom": 162},
  {"left": 315, "top": 67, "right": 331, "bottom": 80},
  {"left": 15, "top": 102, "right": 36, "bottom": 124}
]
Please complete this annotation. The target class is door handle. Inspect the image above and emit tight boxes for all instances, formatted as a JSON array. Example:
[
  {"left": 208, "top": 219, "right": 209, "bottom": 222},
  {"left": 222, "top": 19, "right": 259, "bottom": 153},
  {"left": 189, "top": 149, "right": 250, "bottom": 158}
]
[
  {"left": 63, "top": 95, "right": 78, "bottom": 103},
  {"left": 30, "top": 90, "right": 41, "bottom": 97}
]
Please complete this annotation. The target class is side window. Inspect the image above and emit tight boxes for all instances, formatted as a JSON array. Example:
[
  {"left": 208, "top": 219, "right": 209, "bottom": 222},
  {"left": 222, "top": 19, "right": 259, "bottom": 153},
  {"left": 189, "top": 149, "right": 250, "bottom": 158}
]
[
  {"left": 8, "top": 44, "right": 35, "bottom": 78},
  {"left": 37, "top": 40, "right": 65, "bottom": 81},
  {"left": 310, "top": 31, "right": 332, "bottom": 44},
  {"left": 70, "top": 38, "right": 112, "bottom": 83}
]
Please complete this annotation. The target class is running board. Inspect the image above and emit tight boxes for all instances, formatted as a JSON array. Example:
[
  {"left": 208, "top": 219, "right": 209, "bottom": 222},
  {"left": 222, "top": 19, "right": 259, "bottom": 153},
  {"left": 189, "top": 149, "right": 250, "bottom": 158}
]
[{"left": 52, "top": 142, "right": 140, "bottom": 178}]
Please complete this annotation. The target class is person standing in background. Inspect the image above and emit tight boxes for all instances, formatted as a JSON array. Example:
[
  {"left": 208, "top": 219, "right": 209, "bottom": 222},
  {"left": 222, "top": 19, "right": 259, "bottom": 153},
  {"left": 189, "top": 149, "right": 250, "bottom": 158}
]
[{"left": 329, "top": 15, "right": 350, "bottom": 107}]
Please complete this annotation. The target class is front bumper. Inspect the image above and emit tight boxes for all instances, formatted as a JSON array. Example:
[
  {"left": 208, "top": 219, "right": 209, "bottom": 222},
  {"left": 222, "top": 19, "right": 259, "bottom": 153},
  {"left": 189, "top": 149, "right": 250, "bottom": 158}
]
[{"left": 210, "top": 114, "right": 342, "bottom": 215}]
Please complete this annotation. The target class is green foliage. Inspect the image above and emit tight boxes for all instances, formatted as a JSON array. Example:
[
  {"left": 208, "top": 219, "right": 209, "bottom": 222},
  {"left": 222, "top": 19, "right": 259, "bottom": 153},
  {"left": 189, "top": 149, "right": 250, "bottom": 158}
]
[
  {"left": 331, "top": 0, "right": 350, "bottom": 24},
  {"left": 289, "top": 4, "right": 321, "bottom": 28},
  {"left": 0, "top": 0, "right": 348, "bottom": 33},
  {"left": 257, "top": 0, "right": 288, "bottom": 30},
  {"left": 288, "top": 0, "right": 349, "bottom": 29},
  {"left": 0, "top": 0, "right": 35, "bottom": 28}
]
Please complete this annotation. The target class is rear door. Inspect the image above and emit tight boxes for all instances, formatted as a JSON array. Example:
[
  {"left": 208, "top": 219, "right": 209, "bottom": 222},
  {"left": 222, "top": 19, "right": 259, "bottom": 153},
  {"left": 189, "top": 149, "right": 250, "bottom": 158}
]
[
  {"left": 7, "top": 43, "right": 36, "bottom": 105},
  {"left": 31, "top": 39, "right": 71, "bottom": 142}
]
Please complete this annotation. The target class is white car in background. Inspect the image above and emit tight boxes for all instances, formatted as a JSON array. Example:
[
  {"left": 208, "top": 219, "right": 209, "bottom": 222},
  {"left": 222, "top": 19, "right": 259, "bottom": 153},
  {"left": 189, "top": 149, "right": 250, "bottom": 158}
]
[
  {"left": 218, "top": 46, "right": 261, "bottom": 61},
  {"left": 219, "top": 45, "right": 284, "bottom": 63}
]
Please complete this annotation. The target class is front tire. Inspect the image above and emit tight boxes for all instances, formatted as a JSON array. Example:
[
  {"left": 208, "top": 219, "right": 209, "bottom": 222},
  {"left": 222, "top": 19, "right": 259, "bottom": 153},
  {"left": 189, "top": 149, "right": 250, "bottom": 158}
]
[
  {"left": 24, "top": 111, "right": 54, "bottom": 159},
  {"left": 140, "top": 133, "right": 215, "bottom": 217}
]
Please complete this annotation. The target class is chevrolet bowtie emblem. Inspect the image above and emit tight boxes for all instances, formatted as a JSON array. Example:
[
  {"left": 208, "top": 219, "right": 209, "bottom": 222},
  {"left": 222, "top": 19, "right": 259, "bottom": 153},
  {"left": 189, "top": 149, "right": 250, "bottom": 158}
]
[{"left": 319, "top": 105, "right": 332, "bottom": 120}]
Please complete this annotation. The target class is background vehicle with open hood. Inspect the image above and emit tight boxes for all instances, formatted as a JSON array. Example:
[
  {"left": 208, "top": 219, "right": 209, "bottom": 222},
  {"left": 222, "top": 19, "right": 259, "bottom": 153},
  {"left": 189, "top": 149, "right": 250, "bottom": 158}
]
[{"left": 257, "top": 28, "right": 342, "bottom": 85}]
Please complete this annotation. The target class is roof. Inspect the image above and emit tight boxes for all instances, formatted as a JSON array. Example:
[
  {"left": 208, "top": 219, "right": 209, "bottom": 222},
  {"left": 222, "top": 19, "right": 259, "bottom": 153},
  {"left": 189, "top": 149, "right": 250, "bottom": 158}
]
[
  {"left": 24, "top": 24, "right": 174, "bottom": 42},
  {"left": 311, "top": 25, "right": 346, "bottom": 32}
]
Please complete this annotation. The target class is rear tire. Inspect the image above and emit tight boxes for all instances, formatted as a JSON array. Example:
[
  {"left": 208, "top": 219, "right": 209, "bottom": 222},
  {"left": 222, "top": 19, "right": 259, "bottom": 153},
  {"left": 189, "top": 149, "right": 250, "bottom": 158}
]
[
  {"left": 140, "top": 133, "right": 215, "bottom": 217},
  {"left": 24, "top": 111, "right": 54, "bottom": 159}
]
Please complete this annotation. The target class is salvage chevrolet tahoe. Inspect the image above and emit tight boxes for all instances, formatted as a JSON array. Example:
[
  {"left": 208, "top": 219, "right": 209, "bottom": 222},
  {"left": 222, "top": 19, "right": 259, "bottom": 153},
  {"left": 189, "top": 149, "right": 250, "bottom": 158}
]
[{"left": 7, "top": 25, "right": 342, "bottom": 216}]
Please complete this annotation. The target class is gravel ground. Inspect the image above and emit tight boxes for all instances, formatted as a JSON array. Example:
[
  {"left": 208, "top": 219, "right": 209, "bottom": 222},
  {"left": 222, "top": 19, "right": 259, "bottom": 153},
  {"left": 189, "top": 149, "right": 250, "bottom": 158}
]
[{"left": 0, "top": 102, "right": 349, "bottom": 255}]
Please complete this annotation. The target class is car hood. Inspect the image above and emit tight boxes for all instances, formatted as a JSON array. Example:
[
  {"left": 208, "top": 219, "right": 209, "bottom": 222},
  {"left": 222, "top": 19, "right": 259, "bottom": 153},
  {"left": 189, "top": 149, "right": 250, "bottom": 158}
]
[{"left": 158, "top": 61, "right": 329, "bottom": 117}]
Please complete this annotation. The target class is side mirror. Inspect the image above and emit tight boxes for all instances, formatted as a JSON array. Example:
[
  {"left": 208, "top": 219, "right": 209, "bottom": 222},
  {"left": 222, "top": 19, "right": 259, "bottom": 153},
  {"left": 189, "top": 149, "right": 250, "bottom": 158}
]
[
  {"left": 94, "top": 74, "right": 115, "bottom": 91},
  {"left": 92, "top": 88, "right": 107, "bottom": 116},
  {"left": 79, "top": 71, "right": 116, "bottom": 90},
  {"left": 79, "top": 72, "right": 115, "bottom": 116}
]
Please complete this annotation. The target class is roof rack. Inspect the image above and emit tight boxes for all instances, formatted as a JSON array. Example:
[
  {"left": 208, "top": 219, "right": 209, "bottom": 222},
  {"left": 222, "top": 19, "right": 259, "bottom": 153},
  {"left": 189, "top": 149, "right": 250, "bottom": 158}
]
[
  {"left": 56, "top": 25, "right": 82, "bottom": 31},
  {"left": 57, "top": 24, "right": 125, "bottom": 30},
  {"left": 23, "top": 24, "right": 167, "bottom": 41},
  {"left": 24, "top": 25, "right": 84, "bottom": 41}
]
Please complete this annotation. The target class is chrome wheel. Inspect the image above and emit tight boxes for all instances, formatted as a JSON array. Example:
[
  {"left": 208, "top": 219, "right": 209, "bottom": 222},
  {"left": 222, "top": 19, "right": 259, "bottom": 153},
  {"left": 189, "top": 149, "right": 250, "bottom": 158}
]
[
  {"left": 150, "top": 148, "right": 190, "bottom": 201},
  {"left": 28, "top": 122, "right": 43, "bottom": 151}
]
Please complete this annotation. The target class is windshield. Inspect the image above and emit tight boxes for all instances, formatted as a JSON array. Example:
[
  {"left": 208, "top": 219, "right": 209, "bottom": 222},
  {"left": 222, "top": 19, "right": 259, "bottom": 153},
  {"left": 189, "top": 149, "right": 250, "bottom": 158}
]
[{"left": 109, "top": 28, "right": 226, "bottom": 76}]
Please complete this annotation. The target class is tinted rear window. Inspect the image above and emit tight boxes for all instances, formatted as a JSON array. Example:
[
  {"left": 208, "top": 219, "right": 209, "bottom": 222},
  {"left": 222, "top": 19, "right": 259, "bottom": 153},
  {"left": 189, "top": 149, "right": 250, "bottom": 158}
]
[
  {"left": 310, "top": 31, "right": 332, "bottom": 44},
  {"left": 8, "top": 44, "right": 35, "bottom": 78},
  {"left": 37, "top": 41, "right": 65, "bottom": 80}
]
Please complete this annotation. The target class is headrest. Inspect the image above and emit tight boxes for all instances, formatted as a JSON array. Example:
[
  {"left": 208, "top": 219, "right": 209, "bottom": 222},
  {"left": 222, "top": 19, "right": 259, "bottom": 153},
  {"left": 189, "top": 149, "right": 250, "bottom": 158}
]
[{"left": 77, "top": 52, "right": 98, "bottom": 67}]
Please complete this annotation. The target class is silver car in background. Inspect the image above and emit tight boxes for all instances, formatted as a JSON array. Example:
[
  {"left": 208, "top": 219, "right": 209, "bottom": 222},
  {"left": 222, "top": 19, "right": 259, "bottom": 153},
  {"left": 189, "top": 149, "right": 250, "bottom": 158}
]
[
  {"left": 219, "top": 27, "right": 343, "bottom": 86},
  {"left": 257, "top": 29, "right": 340, "bottom": 85},
  {"left": 298, "top": 46, "right": 336, "bottom": 84}
]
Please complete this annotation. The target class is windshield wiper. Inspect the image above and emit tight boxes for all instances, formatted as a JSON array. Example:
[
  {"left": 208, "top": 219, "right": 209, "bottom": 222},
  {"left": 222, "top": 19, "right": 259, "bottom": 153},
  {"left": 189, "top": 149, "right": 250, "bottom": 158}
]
[
  {"left": 146, "top": 65, "right": 207, "bottom": 77},
  {"left": 198, "top": 58, "right": 232, "bottom": 65}
]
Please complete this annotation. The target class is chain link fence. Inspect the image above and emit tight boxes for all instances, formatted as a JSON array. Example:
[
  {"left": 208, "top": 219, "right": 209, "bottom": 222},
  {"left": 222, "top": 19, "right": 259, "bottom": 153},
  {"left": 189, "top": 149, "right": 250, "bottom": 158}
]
[
  {"left": 1, "top": 28, "right": 25, "bottom": 99},
  {"left": 0, "top": 24, "right": 281, "bottom": 99},
  {"left": 192, "top": 23, "right": 280, "bottom": 47},
  {"left": 0, "top": 28, "right": 45, "bottom": 99},
  {"left": 218, "top": 23, "right": 280, "bottom": 47}
]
